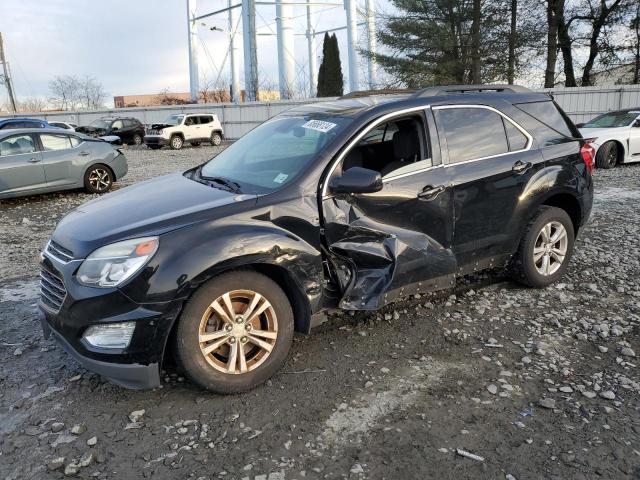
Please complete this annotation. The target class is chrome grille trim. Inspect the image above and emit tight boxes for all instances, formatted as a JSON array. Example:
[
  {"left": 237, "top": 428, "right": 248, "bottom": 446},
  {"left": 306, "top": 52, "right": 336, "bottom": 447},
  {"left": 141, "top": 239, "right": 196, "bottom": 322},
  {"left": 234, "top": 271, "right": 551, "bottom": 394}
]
[
  {"left": 46, "top": 240, "right": 74, "bottom": 264},
  {"left": 39, "top": 268, "right": 66, "bottom": 313}
]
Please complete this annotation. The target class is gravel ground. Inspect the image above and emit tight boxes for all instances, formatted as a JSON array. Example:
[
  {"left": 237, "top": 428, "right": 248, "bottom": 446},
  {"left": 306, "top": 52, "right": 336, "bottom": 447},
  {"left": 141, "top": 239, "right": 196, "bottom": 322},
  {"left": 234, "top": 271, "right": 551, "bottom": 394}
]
[{"left": 0, "top": 147, "right": 639, "bottom": 480}]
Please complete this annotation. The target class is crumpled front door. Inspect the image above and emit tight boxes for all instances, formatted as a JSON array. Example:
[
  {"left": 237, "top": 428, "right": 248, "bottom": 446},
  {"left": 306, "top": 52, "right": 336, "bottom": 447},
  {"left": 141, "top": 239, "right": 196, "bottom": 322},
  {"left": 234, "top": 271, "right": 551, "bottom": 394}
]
[{"left": 321, "top": 167, "right": 456, "bottom": 310}]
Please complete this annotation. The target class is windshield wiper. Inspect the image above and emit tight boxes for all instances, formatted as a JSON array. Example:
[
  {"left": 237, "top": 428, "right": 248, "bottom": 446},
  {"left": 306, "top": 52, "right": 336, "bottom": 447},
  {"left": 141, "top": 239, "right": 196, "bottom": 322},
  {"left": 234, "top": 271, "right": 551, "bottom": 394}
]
[{"left": 200, "top": 173, "right": 242, "bottom": 193}]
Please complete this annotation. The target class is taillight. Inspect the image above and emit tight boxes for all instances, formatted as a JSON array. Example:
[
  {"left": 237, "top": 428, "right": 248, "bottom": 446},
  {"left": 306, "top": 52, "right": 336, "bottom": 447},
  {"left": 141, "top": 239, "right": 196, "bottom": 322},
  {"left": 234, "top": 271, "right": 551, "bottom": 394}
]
[{"left": 580, "top": 141, "right": 595, "bottom": 174}]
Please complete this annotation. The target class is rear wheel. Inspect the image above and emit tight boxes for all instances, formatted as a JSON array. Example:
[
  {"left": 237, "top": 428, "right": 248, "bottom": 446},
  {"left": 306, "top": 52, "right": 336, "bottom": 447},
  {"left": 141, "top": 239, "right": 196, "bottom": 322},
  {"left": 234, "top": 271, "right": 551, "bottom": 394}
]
[
  {"left": 132, "top": 134, "right": 143, "bottom": 146},
  {"left": 210, "top": 132, "right": 222, "bottom": 146},
  {"left": 175, "top": 271, "right": 294, "bottom": 394},
  {"left": 170, "top": 135, "right": 184, "bottom": 150},
  {"left": 510, "top": 206, "right": 574, "bottom": 288},
  {"left": 84, "top": 164, "right": 114, "bottom": 194},
  {"left": 595, "top": 141, "right": 619, "bottom": 169}
]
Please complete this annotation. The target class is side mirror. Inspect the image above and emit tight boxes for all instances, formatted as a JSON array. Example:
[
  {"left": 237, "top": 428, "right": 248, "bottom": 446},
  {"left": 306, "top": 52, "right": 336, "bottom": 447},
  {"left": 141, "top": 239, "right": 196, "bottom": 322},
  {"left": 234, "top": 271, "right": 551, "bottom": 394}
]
[
  {"left": 329, "top": 167, "right": 382, "bottom": 194},
  {"left": 633, "top": 120, "right": 640, "bottom": 128}
]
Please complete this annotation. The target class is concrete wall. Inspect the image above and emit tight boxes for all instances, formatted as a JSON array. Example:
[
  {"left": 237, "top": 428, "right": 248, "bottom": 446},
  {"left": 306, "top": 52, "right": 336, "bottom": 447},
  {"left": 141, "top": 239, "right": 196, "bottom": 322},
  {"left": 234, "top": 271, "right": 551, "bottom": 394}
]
[{"left": 2, "top": 85, "right": 640, "bottom": 138}]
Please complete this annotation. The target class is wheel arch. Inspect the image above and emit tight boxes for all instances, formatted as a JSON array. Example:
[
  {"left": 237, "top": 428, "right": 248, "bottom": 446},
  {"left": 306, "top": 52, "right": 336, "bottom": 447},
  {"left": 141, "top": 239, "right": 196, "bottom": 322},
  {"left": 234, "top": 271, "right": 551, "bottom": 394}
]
[
  {"left": 84, "top": 161, "right": 116, "bottom": 182},
  {"left": 596, "top": 139, "right": 626, "bottom": 163},
  {"left": 541, "top": 192, "right": 581, "bottom": 235}
]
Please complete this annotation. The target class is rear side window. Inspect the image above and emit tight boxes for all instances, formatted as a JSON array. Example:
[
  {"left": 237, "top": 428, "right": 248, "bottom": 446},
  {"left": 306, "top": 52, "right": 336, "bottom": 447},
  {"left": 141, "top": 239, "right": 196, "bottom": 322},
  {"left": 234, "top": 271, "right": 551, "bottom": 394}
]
[
  {"left": 0, "top": 134, "right": 36, "bottom": 156},
  {"left": 515, "top": 101, "right": 576, "bottom": 143},
  {"left": 435, "top": 107, "right": 509, "bottom": 163},
  {"left": 199, "top": 116, "right": 213, "bottom": 124},
  {"left": 41, "top": 134, "right": 72, "bottom": 151}
]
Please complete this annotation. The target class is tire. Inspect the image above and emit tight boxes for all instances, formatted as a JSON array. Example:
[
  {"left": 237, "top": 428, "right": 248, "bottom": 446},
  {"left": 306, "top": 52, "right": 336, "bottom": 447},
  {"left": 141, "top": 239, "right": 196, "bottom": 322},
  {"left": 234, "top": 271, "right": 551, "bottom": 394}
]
[
  {"left": 510, "top": 206, "right": 575, "bottom": 288},
  {"left": 170, "top": 135, "right": 184, "bottom": 150},
  {"left": 175, "top": 271, "right": 294, "bottom": 394},
  {"left": 210, "top": 132, "right": 222, "bottom": 146},
  {"left": 132, "top": 134, "right": 143, "bottom": 146},
  {"left": 84, "top": 164, "right": 114, "bottom": 194},
  {"left": 190, "top": 142, "right": 201, "bottom": 147},
  {"left": 595, "top": 141, "right": 619, "bottom": 169}
]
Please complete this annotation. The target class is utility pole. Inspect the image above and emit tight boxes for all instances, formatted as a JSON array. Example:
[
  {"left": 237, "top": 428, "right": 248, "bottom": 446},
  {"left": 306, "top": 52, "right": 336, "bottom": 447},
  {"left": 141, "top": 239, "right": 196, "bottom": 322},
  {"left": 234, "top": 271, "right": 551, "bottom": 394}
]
[
  {"left": 0, "top": 33, "right": 17, "bottom": 112},
  {"left": 276, "top": 0, "right": 295, "bottom": 99},
  {"left": 365, "top": 0, "right": 376, "bottom": 89},
  {"left": 306, "top": 0, "right": 317, "bottom": 97},
  {"left": 187, "top": 0, "right": 200, "bottom": 103},
  {"left": 344, "top": 0, "right": 359, "bottom": 92},
  {"left": 228, "top": 0, "right": 241, "bottom": 102},
  {"left": 242, "top": 0, "right": 259, "bottom": 101}
]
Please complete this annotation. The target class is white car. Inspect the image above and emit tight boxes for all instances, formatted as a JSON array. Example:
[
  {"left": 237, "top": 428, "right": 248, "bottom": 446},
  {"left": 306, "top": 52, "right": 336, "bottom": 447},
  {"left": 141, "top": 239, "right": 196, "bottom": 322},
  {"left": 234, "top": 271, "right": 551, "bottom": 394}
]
[
  {"left": 49, "top": 121, "right": 78, "bottom": 131},
  {"left": 144, "top": 113, "right": 224, "bottom": 150},
  {"left": 578, "top": 109, "right": 640, "bottom": 169}
]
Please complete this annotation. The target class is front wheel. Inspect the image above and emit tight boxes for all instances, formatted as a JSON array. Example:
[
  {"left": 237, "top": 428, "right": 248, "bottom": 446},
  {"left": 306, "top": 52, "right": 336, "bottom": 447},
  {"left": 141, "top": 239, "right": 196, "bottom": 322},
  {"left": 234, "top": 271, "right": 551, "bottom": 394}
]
[
  {"left": 210, "top": 132, "right": 222, "bottom": 146},
  {"left": 132, "top": 134, "right": 143, "bottom": 146},
  {"left": 595, "top": 141, "right": 618, "bottom": 169},
  {"left": 175, "top": 271, "right": 294, "bottom": 394},
  {"left": 84, "top": 164, "right": 114, "bottom": 194},
  {"left": 510, "top": 206, "right": 575, "bottom": 288},
  {"left": 170, "top": 135, "right": 184, "bottom": 150}
]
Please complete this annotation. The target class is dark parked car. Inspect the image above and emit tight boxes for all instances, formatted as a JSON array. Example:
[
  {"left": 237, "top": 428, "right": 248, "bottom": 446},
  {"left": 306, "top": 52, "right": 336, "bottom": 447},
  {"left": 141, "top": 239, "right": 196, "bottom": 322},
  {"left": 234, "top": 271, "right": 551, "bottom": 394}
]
[
  {"left": 39, "top": 85, "right": 594, "bottom": 393},
  {"left": 76, "top": 117, "right": 145, "bottom": 145},
  {"left": 0, "top": 117, "right": 51, "bottom": 130}
]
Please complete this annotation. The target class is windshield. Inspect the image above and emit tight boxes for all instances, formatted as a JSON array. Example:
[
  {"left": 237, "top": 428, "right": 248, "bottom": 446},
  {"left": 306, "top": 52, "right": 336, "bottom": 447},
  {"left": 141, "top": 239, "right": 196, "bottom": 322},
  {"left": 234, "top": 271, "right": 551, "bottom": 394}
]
[
  {"left": 164, "top": 115, "right": 184, "bottom": 126},
  {"left": 199, "top": 116, "right": 350, "bottom": 193},
  {"left": 582, "top": 112, "right": 639, "bottom": 128},
  {"left": 90, "top": 119, "right": 111, "bottom": 129}
]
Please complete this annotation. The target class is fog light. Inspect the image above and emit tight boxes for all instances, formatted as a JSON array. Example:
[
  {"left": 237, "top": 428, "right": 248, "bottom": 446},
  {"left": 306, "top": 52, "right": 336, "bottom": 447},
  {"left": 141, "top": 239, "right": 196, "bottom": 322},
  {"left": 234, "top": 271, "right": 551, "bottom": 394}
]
[{"left": 83, "top": 322, "right": 135, "bottom": 349}]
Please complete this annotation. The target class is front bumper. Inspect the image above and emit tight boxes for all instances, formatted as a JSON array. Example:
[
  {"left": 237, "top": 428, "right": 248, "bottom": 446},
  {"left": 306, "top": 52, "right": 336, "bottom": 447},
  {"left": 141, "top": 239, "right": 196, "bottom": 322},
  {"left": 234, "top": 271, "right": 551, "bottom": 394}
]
[
  {"left": 38, "top": 253, "right": 182, "bottom": 390},
  {"left": 143, "top": 135, "right": 169, "bottom": 147},
  {"left": 39, "top": 310, "right": 160, "bottom": 389}
]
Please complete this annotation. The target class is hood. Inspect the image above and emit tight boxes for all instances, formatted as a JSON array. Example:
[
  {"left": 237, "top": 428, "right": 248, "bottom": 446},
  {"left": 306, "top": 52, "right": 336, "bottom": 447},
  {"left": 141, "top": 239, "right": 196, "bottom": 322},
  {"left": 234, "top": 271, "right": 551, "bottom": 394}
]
[
  {"left": 76, "top": 126, "right": 107, "bottom": 137},
  {"left": 578, "top": 127, "right": 624, "bottom": 140},
  {"left": 150, "top": 123, "right": 172, "bottom": 130},
  {"left": 53, "top": 172, "right": 257, "bottom": 258}
]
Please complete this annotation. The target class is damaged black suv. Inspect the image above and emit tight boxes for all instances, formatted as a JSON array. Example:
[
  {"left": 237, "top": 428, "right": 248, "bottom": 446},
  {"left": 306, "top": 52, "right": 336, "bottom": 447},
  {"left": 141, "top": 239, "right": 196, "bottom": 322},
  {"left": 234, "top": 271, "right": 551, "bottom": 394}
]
[{"left": 39, "top": 85, "right": 594, "bottom": 393}]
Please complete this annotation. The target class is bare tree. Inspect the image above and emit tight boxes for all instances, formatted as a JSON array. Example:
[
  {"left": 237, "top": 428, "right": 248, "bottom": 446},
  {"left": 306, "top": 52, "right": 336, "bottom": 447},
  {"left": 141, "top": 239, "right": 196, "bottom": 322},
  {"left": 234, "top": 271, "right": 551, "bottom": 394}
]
[
  {"left": 49, "top": 75, "right": 81, "bottom": 110},
  {"left": 18, "top": 97, "right": 48, "bottom": 112},
  {"left": 199, "top": 75, "right": 231, "bottom": 103},
  {"left": 80, "top": 76, "right": 106, "bottom": 109},
  {"left": 155, "top": 88, "right": 189, "bottom": 105}
]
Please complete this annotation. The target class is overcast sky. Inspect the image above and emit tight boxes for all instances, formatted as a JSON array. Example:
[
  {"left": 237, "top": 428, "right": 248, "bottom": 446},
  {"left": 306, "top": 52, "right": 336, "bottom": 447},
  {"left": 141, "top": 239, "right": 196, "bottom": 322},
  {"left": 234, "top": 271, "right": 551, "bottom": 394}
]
[{"left": 0, "top": 0, "right": 372, "bottom": 106}]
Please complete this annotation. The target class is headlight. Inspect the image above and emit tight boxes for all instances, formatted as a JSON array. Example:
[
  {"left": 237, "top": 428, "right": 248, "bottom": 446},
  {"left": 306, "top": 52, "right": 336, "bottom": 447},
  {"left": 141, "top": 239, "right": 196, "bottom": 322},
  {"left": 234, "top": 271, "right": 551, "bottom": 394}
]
[
  {"left": 83, "top": 322, "right": 136, "bottom": 349},
  {"left": 76, "top": 237, "right": 159, "bottom": 288}
]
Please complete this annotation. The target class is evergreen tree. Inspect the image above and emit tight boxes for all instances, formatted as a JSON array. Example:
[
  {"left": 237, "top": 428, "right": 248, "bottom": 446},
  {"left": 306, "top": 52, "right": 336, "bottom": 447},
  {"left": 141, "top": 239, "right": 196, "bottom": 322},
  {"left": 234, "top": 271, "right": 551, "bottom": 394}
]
[{"left": 317, "top": 33, "right": 344, "bottom": 97}]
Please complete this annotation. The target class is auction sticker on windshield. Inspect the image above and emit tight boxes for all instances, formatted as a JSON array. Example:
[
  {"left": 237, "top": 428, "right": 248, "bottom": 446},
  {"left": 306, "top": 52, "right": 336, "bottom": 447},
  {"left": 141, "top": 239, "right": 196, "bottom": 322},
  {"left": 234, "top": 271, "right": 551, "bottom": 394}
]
[{"left": 302, "top": 120, "right": 337, "bottom": 133}]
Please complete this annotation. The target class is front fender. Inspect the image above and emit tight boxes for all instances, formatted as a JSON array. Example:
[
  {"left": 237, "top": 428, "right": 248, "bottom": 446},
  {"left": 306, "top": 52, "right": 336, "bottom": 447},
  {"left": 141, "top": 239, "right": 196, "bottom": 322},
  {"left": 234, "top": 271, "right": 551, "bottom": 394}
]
[{"left": 119, "top": 221, "right": 324, "bottom": 311}]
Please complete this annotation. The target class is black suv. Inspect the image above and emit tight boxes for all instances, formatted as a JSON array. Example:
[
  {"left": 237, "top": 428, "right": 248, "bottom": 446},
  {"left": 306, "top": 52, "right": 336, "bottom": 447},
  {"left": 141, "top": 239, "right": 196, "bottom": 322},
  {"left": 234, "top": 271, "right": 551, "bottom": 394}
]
[
  {"left": 76, "top": 117, "right": 145, "bottom": 145},
  {"left": 39, "top": 85, "right": 594, "bottom": 393}
]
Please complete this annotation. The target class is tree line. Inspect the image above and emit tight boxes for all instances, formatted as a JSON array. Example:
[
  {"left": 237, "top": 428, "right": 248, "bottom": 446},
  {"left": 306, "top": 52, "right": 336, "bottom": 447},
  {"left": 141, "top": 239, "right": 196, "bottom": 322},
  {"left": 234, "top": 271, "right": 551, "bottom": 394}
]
[{"left": 373, "top": 0, "right": 640, "bottom": 88}]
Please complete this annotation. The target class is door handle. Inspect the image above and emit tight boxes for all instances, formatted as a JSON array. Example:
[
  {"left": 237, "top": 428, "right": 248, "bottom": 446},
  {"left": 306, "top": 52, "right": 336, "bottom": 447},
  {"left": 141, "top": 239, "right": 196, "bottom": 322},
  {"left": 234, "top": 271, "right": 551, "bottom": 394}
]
[
  {"left": 512, "top": 160, "right": 532, "bottom": 174},
  {"left": 418, "top": 185, "right": 445, "bottom": 200},
  {"left": 27, "top": 158, "right": 40, "bottom": 163},
  {"left": 79, "top": 151, "right": 90, "bottom": 156}
]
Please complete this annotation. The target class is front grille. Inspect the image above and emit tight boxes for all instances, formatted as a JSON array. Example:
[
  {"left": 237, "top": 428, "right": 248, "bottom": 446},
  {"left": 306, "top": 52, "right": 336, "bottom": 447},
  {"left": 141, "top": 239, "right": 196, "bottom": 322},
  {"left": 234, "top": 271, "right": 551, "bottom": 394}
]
[
  {"left": 40, "top": 268, "right": 67, "bottom": 313},
  {"left": 47, "top": 240, "right": 74, "bottom": 263}
]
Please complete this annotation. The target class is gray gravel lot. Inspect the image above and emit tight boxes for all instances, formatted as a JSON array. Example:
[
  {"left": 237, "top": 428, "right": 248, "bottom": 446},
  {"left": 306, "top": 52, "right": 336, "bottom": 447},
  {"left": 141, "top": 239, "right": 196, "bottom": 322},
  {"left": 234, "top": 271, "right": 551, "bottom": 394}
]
[{"left": 0, "top": 147, "right": 639, "bottom": 480}]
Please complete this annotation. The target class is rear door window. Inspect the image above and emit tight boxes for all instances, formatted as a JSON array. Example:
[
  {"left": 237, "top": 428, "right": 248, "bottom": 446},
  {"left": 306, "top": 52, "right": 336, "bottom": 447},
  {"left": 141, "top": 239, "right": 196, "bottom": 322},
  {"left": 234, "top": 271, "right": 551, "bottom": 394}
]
[
  {"left": 41, "top": 134, "right": 72, "bottom": 151},
  {"left": 435, "top": 107, "right": 509, "bottom": 163},
  {"left": 0, "top": 134, "right": 37, "bottom": 156},
  {"left": 199, "top": 116, "right": 213, "bottom": 124}
]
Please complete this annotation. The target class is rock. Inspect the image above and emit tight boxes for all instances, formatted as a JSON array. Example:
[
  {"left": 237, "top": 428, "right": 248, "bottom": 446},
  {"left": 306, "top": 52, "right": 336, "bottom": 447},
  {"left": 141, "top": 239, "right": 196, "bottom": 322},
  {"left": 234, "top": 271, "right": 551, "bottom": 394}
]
[
  {"left": 487, "top": 384, "right": 498, "bottom": 395},
  {"left": 64, "top": 463, "right": 80, "bottom": 476},
  {"left": 539, "top": 398, "right": 556, "bottom": 409},
  {"left": 79, "top": 452, "right": 95, "bottom": 467},
  {"left": 598, "top": 346, "right": 608, "bottom": 353},
  {"left": 364, "top": 381, "right": 373, "bottom": 388},
  {"left": 51, "top": 434, "right": 76, "bottom": 448},
  {"left": 559, "top": 386, "right": 574, "bottom": 393},
  {"left": 70, "top": 424, "right": 86, "bottom": 435},
  {"left": 582, "top": 391, "right": 597, "bottom": 399},
  {"left": 621, "top": 347, "right": 635, "bottom": 358},
  {"left": 47, "top": 457, "right": 65, "bottom": 471},
  {"left": 521, "top": 356, "right": 532, "bottom": 364},
  {"left": 177, "top": 427, "right": 188, "bottom": 434},
  {"left": 129, "top": 409, "right": 146, "bottom": 422},
  {"left": 380, "top": 367, "right": 390, "bottom": 374},
  {"left": 51, "top": 422, "right": 65, "bottom": 433},
  {"left": 87, "top": 436, "right": 98, "bottom": 446},
  {"left": 600, "top": 391, "right": 616, "bottom": 400},
  {"left": 350, "top": 463, "right": 364, "bottom": 474},
  {"left": 13, "top": 348, "right": 23, "bottom": 356}
]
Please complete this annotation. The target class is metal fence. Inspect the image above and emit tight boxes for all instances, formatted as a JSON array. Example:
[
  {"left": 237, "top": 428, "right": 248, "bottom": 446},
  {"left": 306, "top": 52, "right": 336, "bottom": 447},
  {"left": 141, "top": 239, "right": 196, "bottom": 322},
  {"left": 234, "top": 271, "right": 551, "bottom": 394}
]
[{"left": 2, "top": 85, "right": 639, "bottom": 138}]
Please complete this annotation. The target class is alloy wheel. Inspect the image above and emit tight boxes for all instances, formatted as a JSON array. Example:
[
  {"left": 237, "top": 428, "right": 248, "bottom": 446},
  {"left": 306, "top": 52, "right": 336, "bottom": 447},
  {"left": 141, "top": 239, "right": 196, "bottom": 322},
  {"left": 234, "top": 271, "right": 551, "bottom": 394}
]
[
  {"left": 533, "top": 221, "right": 568, "bottom": 276},
  {"left": 606, "top": 148, "right": 617, "bottom": 167},
  {"left": 88, "top": 168, "right": 111, "bottom": 192},
  {"left": 198, "top": 290, "right": 278, "bottom": 374}
]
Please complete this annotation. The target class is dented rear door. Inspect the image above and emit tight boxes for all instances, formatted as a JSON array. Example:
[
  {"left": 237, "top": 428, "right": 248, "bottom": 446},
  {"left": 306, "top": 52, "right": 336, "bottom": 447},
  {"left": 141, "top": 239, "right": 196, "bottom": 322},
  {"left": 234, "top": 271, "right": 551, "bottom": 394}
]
[{"left": 321, "top": 164, "right": 456, "bottom": 310}]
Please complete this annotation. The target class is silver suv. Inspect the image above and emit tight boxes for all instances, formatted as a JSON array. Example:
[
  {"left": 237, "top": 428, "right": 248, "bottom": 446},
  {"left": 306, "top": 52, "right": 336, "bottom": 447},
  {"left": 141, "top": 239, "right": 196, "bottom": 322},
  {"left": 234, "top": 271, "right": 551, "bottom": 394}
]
[{"left": 144, "top": 113, "right": 224, "bottom": 150}]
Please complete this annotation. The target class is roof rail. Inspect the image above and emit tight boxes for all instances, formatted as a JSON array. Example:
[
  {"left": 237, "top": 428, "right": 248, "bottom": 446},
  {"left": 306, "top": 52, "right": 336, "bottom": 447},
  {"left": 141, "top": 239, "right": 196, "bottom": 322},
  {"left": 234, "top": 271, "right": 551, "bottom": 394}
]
[
  {"left": 339, "top": 88, "right": 416, "bottom": 99},
  {"left": 413, "top": 84, "right": 533, "bottom": 98}
]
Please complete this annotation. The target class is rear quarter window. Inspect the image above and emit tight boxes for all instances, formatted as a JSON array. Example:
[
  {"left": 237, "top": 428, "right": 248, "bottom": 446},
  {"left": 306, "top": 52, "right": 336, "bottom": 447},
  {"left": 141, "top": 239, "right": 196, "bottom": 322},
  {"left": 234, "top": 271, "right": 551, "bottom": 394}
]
[{"left": 515, "top": 101, "right": 578, "bottom": 144}]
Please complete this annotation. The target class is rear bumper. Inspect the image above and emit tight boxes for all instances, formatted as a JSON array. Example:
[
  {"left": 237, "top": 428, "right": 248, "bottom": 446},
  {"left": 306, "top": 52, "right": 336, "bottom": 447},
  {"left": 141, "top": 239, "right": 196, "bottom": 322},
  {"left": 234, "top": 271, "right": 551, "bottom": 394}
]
[{"left": 39, "top": 309, "right": 161, "bottom": 389}]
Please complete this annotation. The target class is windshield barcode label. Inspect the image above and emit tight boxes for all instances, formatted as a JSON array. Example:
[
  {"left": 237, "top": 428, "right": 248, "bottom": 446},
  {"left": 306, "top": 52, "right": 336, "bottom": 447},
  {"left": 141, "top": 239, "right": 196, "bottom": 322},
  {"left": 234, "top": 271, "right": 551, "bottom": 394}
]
[{"left": 302, "top": 120, "right": 337, "bottom": 133}]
